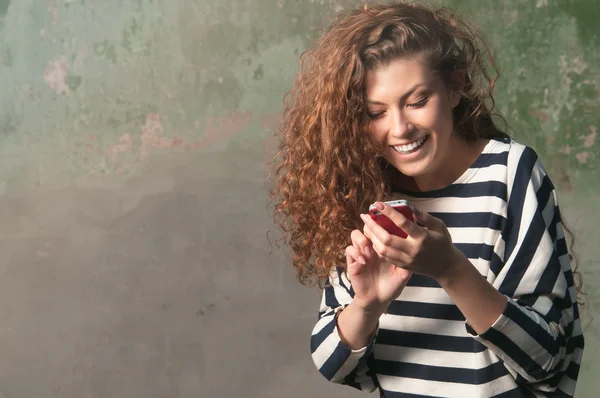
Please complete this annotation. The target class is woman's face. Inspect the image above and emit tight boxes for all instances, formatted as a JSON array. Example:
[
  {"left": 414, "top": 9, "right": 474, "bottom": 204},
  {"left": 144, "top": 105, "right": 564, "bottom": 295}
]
[{"left": 364, "top": 57, "right": 463, "bottom": 190}]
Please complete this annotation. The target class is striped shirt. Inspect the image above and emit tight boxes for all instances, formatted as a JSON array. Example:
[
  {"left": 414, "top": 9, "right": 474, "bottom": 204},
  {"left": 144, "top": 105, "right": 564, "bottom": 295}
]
[{"left": 310, "top": 138, "right": 584, "bottom": 397}]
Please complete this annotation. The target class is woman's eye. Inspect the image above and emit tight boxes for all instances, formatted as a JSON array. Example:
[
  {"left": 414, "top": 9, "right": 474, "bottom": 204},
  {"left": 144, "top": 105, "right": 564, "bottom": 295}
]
[
  {"left": 367, "top": 112, "right": 384, "bottom": 120},
  {"left": 407, "top": 97, "right": 429, "bottom": 108}
]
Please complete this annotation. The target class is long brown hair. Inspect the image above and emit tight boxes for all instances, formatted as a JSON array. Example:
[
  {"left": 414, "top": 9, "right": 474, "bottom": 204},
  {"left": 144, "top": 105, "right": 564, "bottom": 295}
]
[{"left": 268, "top": 1, "right": 584, "bottom": 306}]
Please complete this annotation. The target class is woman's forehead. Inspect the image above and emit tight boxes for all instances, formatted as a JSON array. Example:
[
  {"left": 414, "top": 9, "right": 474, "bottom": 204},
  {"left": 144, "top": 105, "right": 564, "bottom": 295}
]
[{"left": 364, "top": 58, "right": 440, "bottom": 100}]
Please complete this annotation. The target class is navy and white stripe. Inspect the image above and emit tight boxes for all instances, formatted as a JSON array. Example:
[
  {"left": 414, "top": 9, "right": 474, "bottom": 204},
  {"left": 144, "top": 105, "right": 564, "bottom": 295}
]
[{"left": 310, "top": 138, "right": 584, "bottom": 397}]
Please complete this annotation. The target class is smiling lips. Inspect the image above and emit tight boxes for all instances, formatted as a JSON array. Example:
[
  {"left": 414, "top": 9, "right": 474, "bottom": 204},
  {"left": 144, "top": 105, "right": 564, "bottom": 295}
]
[{"left": 393, "top": 135, "right": 428, "bottom": 154}]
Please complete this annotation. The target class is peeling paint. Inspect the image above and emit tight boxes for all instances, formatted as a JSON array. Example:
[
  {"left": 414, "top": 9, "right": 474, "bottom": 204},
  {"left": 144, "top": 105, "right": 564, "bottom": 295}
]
[
  {"left": 559, "top": 55, "right": 588, "bottom": 76},
  {"left": 48, "top": 0, "right": 59, "bottom": 27},
  {"left": 559, "top": 145, "right": 571, "bottom": 155},
  {"left": 109, "top": 133, "right": 134, "bottom": 159},
  {"left": 43, "top": 59, "right": 70, "bottom": 95},
  {"left": 575, "top": 151, "right": 590, "bottom": 164},
  {"left": 201, "top": 112, "right": 254, "bottom": 148},
  {"left": 529, "top": 110, "right": 549, "bottom": 123},
  {"left": 582, "top": 125, "right": 596, "bottom": 148},
  {"left": 75, "top": 111, "right": 257, "bottom": 176},
  {"left": 140, "top": 113, "right": 168, "bottom": 158}
]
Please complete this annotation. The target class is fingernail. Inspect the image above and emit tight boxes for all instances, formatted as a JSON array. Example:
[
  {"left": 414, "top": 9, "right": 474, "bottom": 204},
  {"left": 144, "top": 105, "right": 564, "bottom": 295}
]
[
  {"left": 374, "top": 202, "right": 384, "bottom": 210},
  {"left": 357, "top": 256, "right": 366, "bottom": 265}
]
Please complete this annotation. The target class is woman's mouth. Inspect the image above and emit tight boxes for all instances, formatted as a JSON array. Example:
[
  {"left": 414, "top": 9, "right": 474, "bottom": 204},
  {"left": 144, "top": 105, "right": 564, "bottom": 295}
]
[{"left": 392, "top": 135, "right": 428, "bottom": 155}]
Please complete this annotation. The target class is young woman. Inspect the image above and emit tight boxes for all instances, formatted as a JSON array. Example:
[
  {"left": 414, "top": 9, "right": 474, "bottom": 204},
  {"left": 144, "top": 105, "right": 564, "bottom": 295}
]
[{"left": 270, "top": 2, "right": 584, "bottom": 397}]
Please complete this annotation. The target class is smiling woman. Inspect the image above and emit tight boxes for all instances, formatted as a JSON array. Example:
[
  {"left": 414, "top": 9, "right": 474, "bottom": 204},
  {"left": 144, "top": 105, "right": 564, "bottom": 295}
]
[
  {"left": 269, "top": 2, "right": 584, "bottom": 397},
  {"left": 364, "top": 57, "right": 489, "bottom": 192}
]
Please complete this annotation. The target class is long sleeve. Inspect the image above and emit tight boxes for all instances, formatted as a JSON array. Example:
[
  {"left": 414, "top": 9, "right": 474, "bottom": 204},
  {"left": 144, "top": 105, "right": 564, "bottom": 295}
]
[
  {"left": 310, "top": 266, "right": 379, "bottom": 392},
  {"left": 467, "top": 144, "right": 584, "bottom": 395}
]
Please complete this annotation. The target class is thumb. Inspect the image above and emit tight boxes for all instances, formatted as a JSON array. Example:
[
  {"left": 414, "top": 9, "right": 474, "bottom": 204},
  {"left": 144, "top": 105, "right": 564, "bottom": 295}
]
[{"left": 412, "top": 207, "right": 446, "bottom": 233}]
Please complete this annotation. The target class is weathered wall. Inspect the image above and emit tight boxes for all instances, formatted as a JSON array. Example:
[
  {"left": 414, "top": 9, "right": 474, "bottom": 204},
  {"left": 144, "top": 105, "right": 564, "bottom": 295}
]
[{"left": 0, "top": 0, "right": 597, "bottom": 397}]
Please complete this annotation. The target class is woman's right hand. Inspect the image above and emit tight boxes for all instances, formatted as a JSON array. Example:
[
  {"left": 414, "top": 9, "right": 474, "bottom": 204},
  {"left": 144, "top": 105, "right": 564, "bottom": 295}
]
[{"left": 345, "top": 229, "right": 412, "bottom": 312}]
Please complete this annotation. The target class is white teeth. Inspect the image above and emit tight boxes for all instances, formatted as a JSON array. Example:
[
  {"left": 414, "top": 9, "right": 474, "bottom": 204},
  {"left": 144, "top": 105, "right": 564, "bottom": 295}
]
[{"left": 394, "top": 136, "right": 426, "bottom": 154}]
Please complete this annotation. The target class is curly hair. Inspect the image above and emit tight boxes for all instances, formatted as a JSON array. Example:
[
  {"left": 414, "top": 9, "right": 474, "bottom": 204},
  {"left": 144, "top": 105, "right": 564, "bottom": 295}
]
[{"left": 268, "top": 0, "right": 584, "bottom": 306}]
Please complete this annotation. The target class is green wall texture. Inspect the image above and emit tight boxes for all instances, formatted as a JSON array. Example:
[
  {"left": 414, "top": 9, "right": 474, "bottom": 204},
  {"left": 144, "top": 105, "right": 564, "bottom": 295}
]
[
  {"left": 0, "top": 0, "right": 598, "bottom": 189},
  {"left": 0, "top": 0, "right": 598, "bottom": 397}
]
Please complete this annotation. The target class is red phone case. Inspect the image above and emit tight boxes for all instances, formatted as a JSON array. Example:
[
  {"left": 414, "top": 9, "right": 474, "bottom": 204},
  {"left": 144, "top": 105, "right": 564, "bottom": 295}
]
[{"left": 368, "top": 204, "right": 414, "bottom": 238}]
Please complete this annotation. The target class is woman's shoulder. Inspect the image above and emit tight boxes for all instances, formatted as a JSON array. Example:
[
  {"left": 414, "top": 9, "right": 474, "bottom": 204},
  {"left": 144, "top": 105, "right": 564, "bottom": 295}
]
[
  {"left": 487, "top": 136, "right": 533, "bottom": 156},
  {"left": 488, "top": 137, "right": 547, "bottom": 174},
  {"left": 501, "top": 137, "right": 548, "bottom": 172},
  {"left": 497, "top": 137, "right": 544, "bottom": 159}
]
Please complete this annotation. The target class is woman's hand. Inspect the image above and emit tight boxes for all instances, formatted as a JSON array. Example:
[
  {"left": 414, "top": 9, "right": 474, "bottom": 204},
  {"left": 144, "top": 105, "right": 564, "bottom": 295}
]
[
  {"left": 345, "top": 228, "right": 412, "bottom": 313},
  {"left": 359, "top": 202, "right": 462, "bottom": 282}
]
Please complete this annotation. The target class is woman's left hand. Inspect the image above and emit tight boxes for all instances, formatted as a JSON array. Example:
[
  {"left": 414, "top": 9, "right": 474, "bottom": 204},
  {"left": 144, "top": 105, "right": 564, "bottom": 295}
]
[{"left": 359, "top": 202, "right": 462, "bottom": 281}]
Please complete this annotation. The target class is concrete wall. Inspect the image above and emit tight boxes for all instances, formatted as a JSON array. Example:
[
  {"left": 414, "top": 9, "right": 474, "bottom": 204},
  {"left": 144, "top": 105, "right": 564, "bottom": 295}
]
[{"left": 0, "top": 0, "right": 597, "bottom": 397}]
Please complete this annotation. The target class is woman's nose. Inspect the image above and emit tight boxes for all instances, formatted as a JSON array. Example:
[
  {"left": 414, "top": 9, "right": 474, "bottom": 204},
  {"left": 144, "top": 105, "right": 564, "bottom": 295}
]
[{"left": 390, "top": 110, "right": 414, "bottom": 138}]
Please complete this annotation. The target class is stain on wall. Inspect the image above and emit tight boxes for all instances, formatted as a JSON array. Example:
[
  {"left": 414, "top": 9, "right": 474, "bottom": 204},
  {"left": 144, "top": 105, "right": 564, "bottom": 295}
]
[{"left": 0, "top": 0, "right": 10, "bottom": 17}]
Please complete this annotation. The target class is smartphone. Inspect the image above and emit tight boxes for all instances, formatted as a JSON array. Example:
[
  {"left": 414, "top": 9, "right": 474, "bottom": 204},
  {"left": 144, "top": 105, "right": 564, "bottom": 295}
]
[{"left": 368, "top": 199, "right": 414, "bottom": 238}]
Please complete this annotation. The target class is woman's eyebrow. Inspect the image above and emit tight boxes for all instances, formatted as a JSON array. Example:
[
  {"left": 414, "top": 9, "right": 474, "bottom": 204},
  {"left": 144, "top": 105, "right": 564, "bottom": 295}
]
[{"left": 366, "top": 83, "right": 428, "bottom": 105}]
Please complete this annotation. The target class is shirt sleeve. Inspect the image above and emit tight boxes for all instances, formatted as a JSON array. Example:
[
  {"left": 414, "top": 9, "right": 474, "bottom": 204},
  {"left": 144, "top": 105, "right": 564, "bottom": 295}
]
[
  {"left": 466, "top": 145, "right": 584, "bottom": 395},
  {"left": 310, "top": 266, "right": 379, "bottom": 392}
]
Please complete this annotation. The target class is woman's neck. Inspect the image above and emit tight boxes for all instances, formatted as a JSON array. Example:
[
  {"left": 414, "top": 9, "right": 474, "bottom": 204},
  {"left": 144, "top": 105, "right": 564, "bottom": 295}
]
[{"left": 394, "top": 137, "right": 490, "bottom": 193}]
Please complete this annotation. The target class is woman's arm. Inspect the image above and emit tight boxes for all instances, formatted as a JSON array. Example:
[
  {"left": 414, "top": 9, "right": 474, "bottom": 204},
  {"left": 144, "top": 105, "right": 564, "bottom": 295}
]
[
  {"left": 441, "top": 146, "right": 584, "bottom": 393},
  {"left": 310, "top": 267, "right": 379, "bottom": 392},
  {"left": 437, "top": 250, "right": 508, "bottom": 335}
]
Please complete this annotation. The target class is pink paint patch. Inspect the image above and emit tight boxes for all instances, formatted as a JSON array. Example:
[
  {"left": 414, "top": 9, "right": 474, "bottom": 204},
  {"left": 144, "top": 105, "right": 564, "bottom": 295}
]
[
  {"left": 109, "top": 133, "right": 133, "bottom": 159},
  {"left": 43, "top": 59, "right": 70, "bottom": 95},
  {"left": 529, "top": 110, "right": 550, "bottom": 123},
  {"left": 48, "top": 0, "right": 58, "bottom": 26},
  {"left": 98, "top": 112, "right": 255, "bottom": 175},
  {"left": 140, "top": 112, "right": 167, "bottom": 158},
  {"left": 583, "top": 125, "right": 597, "bottom": 148},
  {"left": 559, "top": 145, "right": 571, "bottom": 155},
  {"left": 575, "top": 151, "right": 590, "bottom": 164},
  {"left": 259, "top": 113, "right": 282, "bottom": 132},
  {"left": 172, "top": 137, "right": 185, "bottom": 147},
  {"left": 189, "top": 112, "right": 253, "bottom": 149}
]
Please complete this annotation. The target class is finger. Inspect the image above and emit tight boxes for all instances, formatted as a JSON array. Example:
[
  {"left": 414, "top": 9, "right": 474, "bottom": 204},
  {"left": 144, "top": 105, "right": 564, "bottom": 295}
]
[
  {"left": 350, "top": 229, "right": 371, "bottom": 253},
  {"left": 360, "top": 231, "right": 375, "bottom": 259},
  {"left": 412, "top": 207, "right": 447, "bottom": 234},
  {"left": 362, "top": 225, "right": 382, "bottom": 258},
  {"left": 345, "top": 244, "right": 366, "bottom": 265},
  {"left": 352, "top": 227, "right": 377, "bottom": 261},
  {"left": 345, "top": 252, "right": 361, "bottom": 274},
  {"left": 364, "top": 223, "right": 411, "bottom": 264},
  {"left": 360, "top": 213, "right": 410, "bottom": 252},
  {"left": 362, "top": 222, "right": 373, "bottom": 240},
  {"left": 373, "top": 202, "right": 425, "bottom": 239}
]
